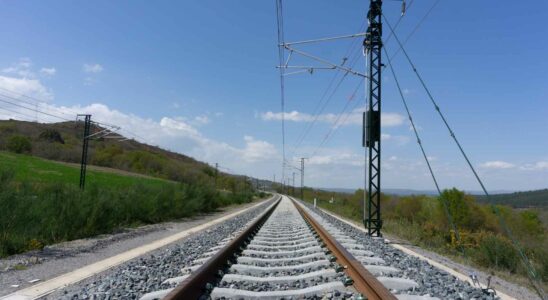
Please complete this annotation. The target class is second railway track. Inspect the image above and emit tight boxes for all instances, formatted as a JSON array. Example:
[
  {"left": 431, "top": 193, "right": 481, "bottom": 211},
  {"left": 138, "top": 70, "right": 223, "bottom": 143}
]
[{"left": 137, "top": 195, "right": 494, "bottom": 300}]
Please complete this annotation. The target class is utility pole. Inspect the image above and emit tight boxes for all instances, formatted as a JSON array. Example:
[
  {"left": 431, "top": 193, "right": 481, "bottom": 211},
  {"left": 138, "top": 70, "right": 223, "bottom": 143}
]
[
  {"left": 292, "top": 172, "right": 295, "bottom": 196},
  {"left": 78, "top": 114, "right": 92, "bottom": 190},
  {"left": 363, "top": 0, "right": 383, "bottom": 237},
  {"left": 300, "top": 157, "right": 306, "bottom": 200}
]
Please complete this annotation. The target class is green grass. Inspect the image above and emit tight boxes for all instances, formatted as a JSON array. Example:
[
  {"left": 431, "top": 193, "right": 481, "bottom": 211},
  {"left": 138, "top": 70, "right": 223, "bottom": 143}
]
[
  {"left": 0, "top": 151, "right": 170, "bottom": 189},
  {"left": 0, "top": 152, "right": 259, "bottom": 257}
]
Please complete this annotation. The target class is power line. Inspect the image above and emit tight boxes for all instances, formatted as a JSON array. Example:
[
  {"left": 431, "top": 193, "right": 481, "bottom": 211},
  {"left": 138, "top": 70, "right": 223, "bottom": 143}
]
[
  {"left": 289, "top": 23, "right": 366, "bottom": 159},
  {"left": 0, "top": 95, "right": 73, "bottom": 122},
  {"left": 0, "top": 105, "right": 42, "bottom": 122},
  {"left": 310, "top": 79, "right": 363, "bottom": 157},
  {"left": 382, "top": 13, "right": 545, "bottom": 298},
  {"left": 388, "top": 0, "right": 440, "bottom": 61},
  {"left": 383, "top": 0, "right": 415, "bottom": 45},
  {"left": 382, "top": 44, "right": 463, "bottom": 251},
  {"left": 0, "top": 87, "right": 80, "bottom": 118},
  {"left": 275, "top": 0, "right": 286, "bottom": 183}
]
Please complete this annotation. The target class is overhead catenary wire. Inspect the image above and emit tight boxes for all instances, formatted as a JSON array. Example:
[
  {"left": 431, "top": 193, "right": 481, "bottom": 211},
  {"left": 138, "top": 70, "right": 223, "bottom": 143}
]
[
  {"left": 388, "top": 0, "right": 440, "bottom": 62},
  {"left": 282, "top": 46, "right": 367, "bottom": 78},
  {"left": 382, "top": 45, "right": 463, "bottom": 251},
  {"left": 0, "top": 105, "right": 43, "bottom": 122},
  {"left": 0, "top": 88, "right": 152, "bottom": 145},
  {"left": 275, "top": 0, "right": 287, "bottom": 183},
  {"left": 383, "top": 0, "right": 415, "bottom": 45},
  {"left": 382, "top": 13, "right": 545, "bottom": 298},
  {"left": 310, "top": 79, "right": 364, "bottom": 157},
  {"left": 289, "top": 21, "right": 367, "bottom": 159},
  {"left": 282, "top": 32, "right": 367, "bottom": 46},
  {"left": 0, "top": 87, "right": 80, "bottom": 119},
  {"left": 0, "top": 95, "right": 73, "bottom": 122}
]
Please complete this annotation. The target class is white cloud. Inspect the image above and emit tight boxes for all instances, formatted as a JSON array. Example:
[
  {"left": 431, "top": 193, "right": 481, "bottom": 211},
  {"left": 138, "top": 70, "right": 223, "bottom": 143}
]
[
  {"left": 40, "top": 67, "right": 56, "bottom": 76},
  {"left": 0, "top": 75, "right": 53, "bottom": 101},
  {"left": 260, "top": 110, "right": 405, "bottom": 127},
  {"left": 2, "top": 58, "right": 34, "bottom": 78},
  {"left": 242, "top": 136, "right": 277, "bottom": 162},
  {"left": 381, "top": 133, "right": 410, "bottom": 145},
  {"left": 194, "top": 115, "right": 210, "bottom": 125},
  {"left": 83, "top": 63, "right": 103, "bottom": 73},
  {"left": 480, "top": 161, "right": 515, "bottom": 169},
  {"left": 261, "top": 111, "right": 314, "bottom": 122},
  {"left": 0, "top": 58, "right": 54, "bottom": 102},
  {"left": 306, "top": 152, "right": 362, "bottom": 167},
  {"left": 520, "top": 161, "right": 548, "bottom": 171}
]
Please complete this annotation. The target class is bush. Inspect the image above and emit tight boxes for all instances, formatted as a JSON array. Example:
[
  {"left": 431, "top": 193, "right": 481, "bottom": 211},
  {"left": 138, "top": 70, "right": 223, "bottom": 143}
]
[
  {"left": 475, "top": 234, "right": 518, "bottom": 272},
  {"left": 7, "top": 135, "right": 32, "bottom": 154},
  {"left": 39, "top": 129, "right": 64, "bottom": 144}
]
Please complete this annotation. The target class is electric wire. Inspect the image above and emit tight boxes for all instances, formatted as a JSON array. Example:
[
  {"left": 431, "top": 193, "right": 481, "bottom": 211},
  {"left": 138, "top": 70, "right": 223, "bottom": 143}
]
[
  {"left": 289, "top": 19, "right": 366, "bottom": 151},
  {"left": 0, "top": 88, "right": 152, "bottom": 145},
  {"left": 388, "top": 0, "right": 440, "bottom": 62},
  {"left": 310, "top": 79, "right": 364, "bottom": 157},
  {"left": 382, "top": 45, "right": 463, "bottom": 251},
  {"left": 275, "top": 0, "right": 286, "bottom": 182},
  {"left": 383, "top": 0, "right": 415, "bottom": 45},
  {"left": 382, "top": 14, "right": 545, "bottom": 297},
  {"left": 0, "top": 95, "right": 73, "bottom": 122},
  {"left": 290, "top": 24, "right": 366, "bottom": 159},
  {"left": 0, "top": 105, "right": 42, "bottom": 122},
  {"left": 0, "top": 87, "right": 80, "bottom": 118}
]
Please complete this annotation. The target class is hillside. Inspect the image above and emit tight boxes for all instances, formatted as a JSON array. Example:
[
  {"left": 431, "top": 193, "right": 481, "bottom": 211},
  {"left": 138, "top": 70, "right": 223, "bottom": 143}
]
[
  {"left": 474, "top": 189, "right": 548, "bottom": 208},
  {"left": 0, "top": 119, "right": 245, "bottom": 190}
]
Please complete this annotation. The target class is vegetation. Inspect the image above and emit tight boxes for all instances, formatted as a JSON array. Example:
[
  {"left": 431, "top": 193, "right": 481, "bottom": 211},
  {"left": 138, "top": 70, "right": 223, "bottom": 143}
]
[
  {"left": 6, "top": 135, "right": 32, "bottom": 154},
  {"left": 292, "top": 187, "right": 548, "bottom": 289},
  {"left": 0, "top": 120, "right": 246, "bottom": 191},
  {"left": 0, "top": 152, "right": 261, "bottom": 258},
  {"left": 475, "top": 189, "right": 548, "bottom": 208}
]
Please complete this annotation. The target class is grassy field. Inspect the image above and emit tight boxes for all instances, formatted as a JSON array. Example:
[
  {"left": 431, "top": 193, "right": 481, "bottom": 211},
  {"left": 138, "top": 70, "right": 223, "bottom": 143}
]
[
  {"left": 0, "top": 151, "right": 171, "bottom": 189},
  {"left": 0, "top": 152, "right": 260, "bottom": 257},
  {"left": 0, "top": 120, "right": 250, "bottom": 193}
]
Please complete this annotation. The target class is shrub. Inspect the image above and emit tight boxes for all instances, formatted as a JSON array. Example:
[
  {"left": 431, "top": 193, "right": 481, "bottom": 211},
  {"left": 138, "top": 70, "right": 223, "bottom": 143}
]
[
  {"left": 475, "top": 234, "right": 518, "bottom": 272},
  {"left": 7, "top": 135, "right": 32, "bottom": 154},
  {"left": 38, "top": 129, "right": 64, "bottom": 144}
]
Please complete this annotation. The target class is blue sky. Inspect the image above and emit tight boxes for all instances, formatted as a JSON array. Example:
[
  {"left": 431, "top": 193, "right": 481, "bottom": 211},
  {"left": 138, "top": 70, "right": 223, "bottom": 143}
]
[{"left": 0, "top": 1, "right": 546, "bottom": 191}]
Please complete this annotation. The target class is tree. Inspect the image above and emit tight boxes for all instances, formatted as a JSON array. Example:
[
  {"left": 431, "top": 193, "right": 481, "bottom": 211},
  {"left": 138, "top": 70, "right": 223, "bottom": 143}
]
[{"left": 7, "top": 135, "right": 32, "bottom": 154}]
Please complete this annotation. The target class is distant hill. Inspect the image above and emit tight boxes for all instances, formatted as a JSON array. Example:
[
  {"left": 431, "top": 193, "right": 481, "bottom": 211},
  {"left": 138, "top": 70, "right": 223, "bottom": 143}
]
[
  {"left": 474, "top": 189, "right": 548, "bottom": 208},
  {"left": 0, "top": 119, "right": 247, "bottom": 189},
  {"left": 323, "top": 187, "right": 518, "bottom": 197}
]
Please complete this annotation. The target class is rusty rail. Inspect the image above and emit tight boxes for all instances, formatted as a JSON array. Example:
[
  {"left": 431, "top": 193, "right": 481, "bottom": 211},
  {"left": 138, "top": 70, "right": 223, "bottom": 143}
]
[
  {"left": 292, "top": 198, "right": 397, "bottom": 300},
  {"left": 164, "top": 195, "right": 281, "bottom": 300}
]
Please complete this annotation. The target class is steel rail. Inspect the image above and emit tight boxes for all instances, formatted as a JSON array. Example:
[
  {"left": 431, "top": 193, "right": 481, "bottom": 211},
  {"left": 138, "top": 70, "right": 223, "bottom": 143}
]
[
  {"left": 164, "top": 196, "right": 282, "bottom": 300},
  {"left": 291, "top": 199, "right": 397, "bottom": 300}
]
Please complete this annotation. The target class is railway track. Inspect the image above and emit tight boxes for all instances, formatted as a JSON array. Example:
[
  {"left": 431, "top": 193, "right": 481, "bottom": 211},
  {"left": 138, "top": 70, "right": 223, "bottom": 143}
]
[{"left": 136, "top": 195, "right": 491, "bottom": 300}]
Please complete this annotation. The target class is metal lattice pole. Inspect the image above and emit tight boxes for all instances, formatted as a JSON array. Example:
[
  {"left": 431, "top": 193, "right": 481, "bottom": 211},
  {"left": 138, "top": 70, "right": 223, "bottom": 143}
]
[
  {"left": 363, "top": 0, "right": 383, "bottom": 237},
  {"left": 300, "top": 158, "right": 305, "bottom": 200},
  {"left": 79, "top": 114, "right": 91, "bottom": 190}
]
